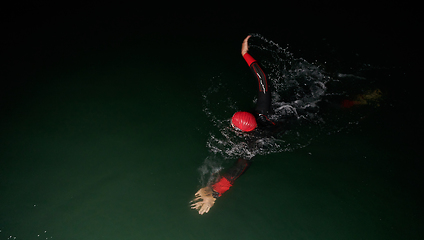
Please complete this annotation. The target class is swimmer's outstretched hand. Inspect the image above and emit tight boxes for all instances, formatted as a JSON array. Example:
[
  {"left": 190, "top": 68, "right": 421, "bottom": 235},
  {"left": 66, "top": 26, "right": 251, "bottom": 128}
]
[
  {"left": 241, "top": 35, "right": 251, "bottom": 56},
  {"left": 190, "top": 186, "right": 216, "bottom": 215}
]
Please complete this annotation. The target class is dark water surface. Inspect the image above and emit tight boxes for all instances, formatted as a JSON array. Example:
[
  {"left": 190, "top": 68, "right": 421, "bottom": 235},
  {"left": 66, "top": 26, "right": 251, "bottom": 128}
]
[{"left": 2, "top": 5, "right": 422, "bottom": 240}]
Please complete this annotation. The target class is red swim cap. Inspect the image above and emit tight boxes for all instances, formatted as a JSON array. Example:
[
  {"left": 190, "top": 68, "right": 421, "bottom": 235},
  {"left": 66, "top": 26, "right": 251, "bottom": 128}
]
[{"left": 231, "top": 111, "right": 257, "bottom": 132}]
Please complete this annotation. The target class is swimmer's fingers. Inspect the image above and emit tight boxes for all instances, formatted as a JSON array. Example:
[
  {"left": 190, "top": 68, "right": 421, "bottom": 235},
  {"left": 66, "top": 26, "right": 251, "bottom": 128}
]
[
  {"left": 190, "top": 196, "right": 203, "bottom": 203},
  {"left": 195, "top": 188, "right": 206, "bottom": 196},
  {"left": 194, "top": 189, "right": 203, "bottom": 197},
  {"left": 198, "top": 201, "right": 214, "bottom": 215},
  {"left": 199, "top": 205, "right": 210, "bottom": 215},
  {"left": 190, "top": 201, "right": 204, "bottom": 210},
  {"left": 200, "top": 198, "right": 216, "bottom": 214},
  {"left": 191, "top": 187, "right": 216, "bottom": 214},
  {"left": 243, "top": 35, "right": 252, "bottom": 45}
]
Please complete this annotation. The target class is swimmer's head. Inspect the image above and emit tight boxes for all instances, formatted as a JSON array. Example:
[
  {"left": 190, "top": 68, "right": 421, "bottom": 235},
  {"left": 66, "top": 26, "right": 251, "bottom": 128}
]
[{"left": 231, "top": 111, "right": 257, "bottom": 132}]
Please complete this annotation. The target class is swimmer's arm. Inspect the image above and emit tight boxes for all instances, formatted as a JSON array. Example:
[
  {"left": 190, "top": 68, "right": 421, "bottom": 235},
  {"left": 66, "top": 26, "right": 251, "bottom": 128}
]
[
  {"left": 211, "top": 158, "right": 251, "bottom": 197},
  {"left": 191, "top": 174, "right": 233, "bottom": 214},
  {"left": 241, "top": 35, "right": 257, "bottom": 66},
  {"left": 241, "top": 35, "right": 270, "bottom": 113},
  {"left": 191, "top": 159, "right": 250, "bottom": 215},
  {"left": 241, "top": 35, "right": 267, "bottom": 87}
]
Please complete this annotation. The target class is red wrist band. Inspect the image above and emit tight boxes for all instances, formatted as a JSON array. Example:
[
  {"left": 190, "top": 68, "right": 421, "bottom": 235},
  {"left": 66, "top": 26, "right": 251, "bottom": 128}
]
[{"left": 211, "top": 177, "right": 232, "bottom": 197}]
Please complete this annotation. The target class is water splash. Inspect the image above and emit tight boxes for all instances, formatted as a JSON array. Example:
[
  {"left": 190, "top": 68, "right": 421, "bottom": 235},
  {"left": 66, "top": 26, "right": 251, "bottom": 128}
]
[
  {"left": 198, "top": 34, "right": 369, "bottom": 185},
  {"left": 197, "top": 155, "right": 224, "bottom": 186}
]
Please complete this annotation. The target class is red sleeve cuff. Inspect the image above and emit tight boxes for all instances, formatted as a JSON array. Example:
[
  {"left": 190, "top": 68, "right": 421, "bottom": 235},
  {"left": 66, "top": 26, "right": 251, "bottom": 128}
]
[
  {"left": 211, "top": 177, "right": 232, "bottom": 197},
  {"left": 243, "top": 53, "right": 257, "bottom": 66},
  {"left": 342, "top": 100, "right": 355, "bottom": 108}
]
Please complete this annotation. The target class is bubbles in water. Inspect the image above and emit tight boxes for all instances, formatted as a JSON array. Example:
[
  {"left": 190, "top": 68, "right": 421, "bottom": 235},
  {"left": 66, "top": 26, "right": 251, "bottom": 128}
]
[{"left": 198, "top": 155, "right": 224, "bottom": 186}]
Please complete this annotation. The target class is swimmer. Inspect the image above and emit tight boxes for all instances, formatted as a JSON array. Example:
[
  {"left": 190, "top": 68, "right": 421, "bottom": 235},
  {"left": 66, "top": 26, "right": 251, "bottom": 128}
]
[{"left": 191, "top": 35, "right": 282, "bottom": 215}]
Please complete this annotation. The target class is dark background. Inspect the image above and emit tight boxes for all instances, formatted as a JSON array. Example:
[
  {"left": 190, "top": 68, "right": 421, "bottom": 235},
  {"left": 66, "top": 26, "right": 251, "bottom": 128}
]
[
  {"left": 1, "top": 3, "right": 423, "bottom": 239},
  {"left": 3, "top": 3, "right": 421, "bottom": 149},
  {"left": 3, "top": 3, "right": 419, "bottom": 74}
]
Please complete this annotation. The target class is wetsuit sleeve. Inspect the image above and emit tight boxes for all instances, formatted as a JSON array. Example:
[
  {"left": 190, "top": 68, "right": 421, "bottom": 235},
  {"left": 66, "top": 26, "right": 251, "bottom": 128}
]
[
  {"left": 243, "top": 53, "right": 272, "bottom": 115},
  {"left": 211, "top": 158, "right": 251, "bottom": 197},
  {"left": 243, "top": 53, "right": 257, "bottom": 66}
]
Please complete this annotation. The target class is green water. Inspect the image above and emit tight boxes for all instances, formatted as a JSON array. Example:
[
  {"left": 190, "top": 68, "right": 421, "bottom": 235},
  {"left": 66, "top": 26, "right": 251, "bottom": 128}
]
[{"left": 2, "top": 7, "right": 422, "bottom": 240}]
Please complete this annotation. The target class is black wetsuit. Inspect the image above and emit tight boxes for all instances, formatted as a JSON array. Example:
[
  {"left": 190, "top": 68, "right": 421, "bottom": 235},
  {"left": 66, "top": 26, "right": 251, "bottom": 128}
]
[
  {"left": 251, "top": 60, "right": 272, "bottom": 115},
  {"left": 212, "top": 53, "right": 277, "bottom": 197}
]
